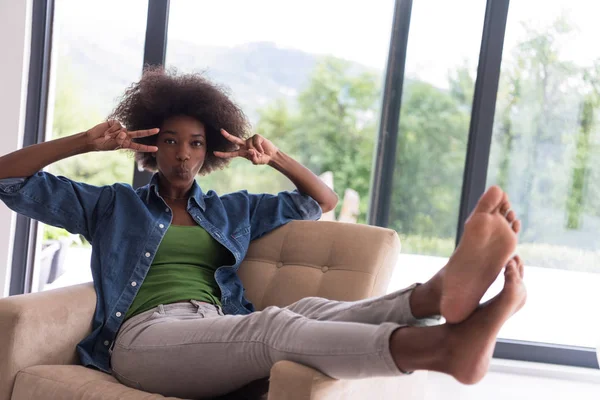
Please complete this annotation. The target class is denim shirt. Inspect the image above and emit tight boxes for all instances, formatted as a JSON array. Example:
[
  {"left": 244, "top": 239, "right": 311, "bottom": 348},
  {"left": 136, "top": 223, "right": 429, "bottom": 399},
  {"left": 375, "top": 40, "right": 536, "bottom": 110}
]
[{"left": 0, "top": 172, "right": 322, "bottom": 372}]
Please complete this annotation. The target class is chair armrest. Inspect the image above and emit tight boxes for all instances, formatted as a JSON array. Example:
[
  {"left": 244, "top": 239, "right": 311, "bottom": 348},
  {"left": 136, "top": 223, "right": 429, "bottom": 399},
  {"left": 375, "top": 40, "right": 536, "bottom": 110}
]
[
  {"left": 268, "top": 360, "right": 427, "bottom": 400},
  {"left": 0, "top": 283, "right": 96, "bottom": 400}
]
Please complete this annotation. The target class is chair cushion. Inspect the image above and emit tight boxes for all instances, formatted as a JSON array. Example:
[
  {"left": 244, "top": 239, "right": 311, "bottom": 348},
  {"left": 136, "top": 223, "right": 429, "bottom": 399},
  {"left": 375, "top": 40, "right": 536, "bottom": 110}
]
[
  {"left": 11, "top": 365, "right": 179, "bottom": 400},
  {"left": 11, "top": 365, "right": 268, "bottom": 400}
]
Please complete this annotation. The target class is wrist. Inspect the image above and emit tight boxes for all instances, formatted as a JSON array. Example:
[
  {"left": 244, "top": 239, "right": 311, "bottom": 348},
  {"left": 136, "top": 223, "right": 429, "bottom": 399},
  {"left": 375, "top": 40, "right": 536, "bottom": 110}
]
[
  {"left": 73, "top": 131, "right": 95, "bottom": 154},
  {"left": 268, "top": 150, "right": 286, "bottom": 168}
]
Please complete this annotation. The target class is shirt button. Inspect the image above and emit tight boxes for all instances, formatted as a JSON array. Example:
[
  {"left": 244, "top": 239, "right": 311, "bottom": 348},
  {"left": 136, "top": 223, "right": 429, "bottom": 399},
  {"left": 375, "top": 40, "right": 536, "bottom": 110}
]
[
  {"left": 104, "top": 340, "right": 110, "bottom": 346},
  {"left": 131, "top": 281, "right": 137, "bottom": 287},
  {"left": 116, "top": 312, "right": 122, "bottom": 318},
  {"left": 159, "top": 224, "right": 164, "bottom": 229},
  {"left": 165, "top": 208, "right": 170, "bottom": 212},
  {"left": 145, "top": 252, "right": 151, "bottom": 258}
]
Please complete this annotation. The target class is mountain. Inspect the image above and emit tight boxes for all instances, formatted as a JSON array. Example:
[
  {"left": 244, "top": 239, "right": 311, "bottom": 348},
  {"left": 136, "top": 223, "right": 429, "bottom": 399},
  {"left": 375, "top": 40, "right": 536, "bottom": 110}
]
[{"left": 57, "top": 35, "right": 381, "bottom": 123}]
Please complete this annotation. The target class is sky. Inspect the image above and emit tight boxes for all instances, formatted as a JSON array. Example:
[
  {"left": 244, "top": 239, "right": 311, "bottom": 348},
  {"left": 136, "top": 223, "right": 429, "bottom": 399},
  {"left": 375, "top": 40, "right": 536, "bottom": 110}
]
[{"left": 57, "top": 0, "right": 600, "bottom": 88}]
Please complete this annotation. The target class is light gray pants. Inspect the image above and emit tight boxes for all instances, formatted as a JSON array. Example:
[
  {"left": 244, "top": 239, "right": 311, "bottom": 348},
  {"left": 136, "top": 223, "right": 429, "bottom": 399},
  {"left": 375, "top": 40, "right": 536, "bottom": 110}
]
[{"left": 110, "top": 284, "right": 440, "bottom": 399}]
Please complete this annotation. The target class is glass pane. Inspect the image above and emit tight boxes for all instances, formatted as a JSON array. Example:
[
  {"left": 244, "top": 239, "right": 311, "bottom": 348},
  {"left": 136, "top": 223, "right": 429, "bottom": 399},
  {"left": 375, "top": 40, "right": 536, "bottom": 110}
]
[
  {"left": 489, "top": 0, "right": 600, "bottom": 347},
  {"left": 388, "top": 0, "right": 486, "bottom": 291},
  {"left": 166, "top": 0, "right": 394, "bottom": 224},
  {"left": 35, "top": 0, "right": 148, "bottom": 292}
]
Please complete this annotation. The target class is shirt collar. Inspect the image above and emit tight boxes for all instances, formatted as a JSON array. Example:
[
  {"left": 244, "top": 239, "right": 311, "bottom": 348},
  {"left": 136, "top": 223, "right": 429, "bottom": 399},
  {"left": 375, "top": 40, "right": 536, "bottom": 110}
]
[{"left": 148, "top": 173, "right": 206, "bottom": 211}]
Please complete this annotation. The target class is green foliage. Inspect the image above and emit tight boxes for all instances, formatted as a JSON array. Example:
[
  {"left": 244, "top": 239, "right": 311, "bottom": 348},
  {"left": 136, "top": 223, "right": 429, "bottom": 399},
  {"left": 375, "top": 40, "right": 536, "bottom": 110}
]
[
  {"left": 388, "top": 80, "right": 470, "bottom": 243},
  {"left": 49, "top": 58, "right": 134, "bottom": 186},
  {"left": 518, "top": 242, "right": 600, "bottom": 273},
  {"left": 398, "top": 235, "right": 600, "bottom": 273},
  {"left": 42, "top": 225, "right": 71, "bottom": 241},
  {"left": 251, "top": 57, "right": 380, "bottom": 222},
  {"left": 399, "top": 235, "right": 455, "bottom": 258},
  {"left": 49, "top": 21, "right": 600, "bottom": 273},
  {"left": 41, "top": 57, "right": 135, "bottom": 243},
  {"left": 566, "top": 94, "right": 594, "bottom": 229},
  {"left": 487, "top": 16, "right": 600, "bottom": 249}
]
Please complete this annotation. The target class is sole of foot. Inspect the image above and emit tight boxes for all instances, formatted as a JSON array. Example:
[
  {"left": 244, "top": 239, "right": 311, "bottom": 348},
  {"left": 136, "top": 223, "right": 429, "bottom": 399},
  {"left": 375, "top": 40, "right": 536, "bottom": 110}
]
[{"left": 440, "top": 186, "right": 519, "bottom": 324}]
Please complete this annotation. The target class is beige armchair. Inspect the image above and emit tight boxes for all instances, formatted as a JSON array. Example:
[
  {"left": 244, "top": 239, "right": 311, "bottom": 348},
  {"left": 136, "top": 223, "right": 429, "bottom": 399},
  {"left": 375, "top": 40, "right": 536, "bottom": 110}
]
[{"left": 0, "top": 220, "right": 427, "bottom": 400}]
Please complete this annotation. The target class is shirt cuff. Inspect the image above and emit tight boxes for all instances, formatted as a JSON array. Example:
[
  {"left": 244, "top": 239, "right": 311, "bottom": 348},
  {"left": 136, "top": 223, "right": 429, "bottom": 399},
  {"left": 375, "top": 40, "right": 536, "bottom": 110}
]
[
  {"left": 0, "top": 177, "right": 28, "bottom": 194},
  {"left": 290, "top": 190, "right": 323, "bottom": 220}
]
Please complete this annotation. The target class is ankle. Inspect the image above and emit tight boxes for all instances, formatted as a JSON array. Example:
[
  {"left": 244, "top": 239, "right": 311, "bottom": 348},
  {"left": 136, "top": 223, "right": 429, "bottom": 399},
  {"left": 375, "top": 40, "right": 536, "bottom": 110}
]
[
  {"left": 390, "top": 325, "right": 447, "bottom": 374},
  {"left": 409, "top": 277, "right": 442, "bottom": 319}
]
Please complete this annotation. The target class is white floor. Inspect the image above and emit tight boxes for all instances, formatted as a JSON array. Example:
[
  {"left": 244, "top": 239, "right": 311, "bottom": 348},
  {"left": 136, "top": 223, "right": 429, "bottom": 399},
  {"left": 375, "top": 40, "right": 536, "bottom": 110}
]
[
  {"left": 424, "top": 362, "right": 600, "bottom": 400},
  {"left": 44, "top": 247, "right": 600, "bottom": 349}
]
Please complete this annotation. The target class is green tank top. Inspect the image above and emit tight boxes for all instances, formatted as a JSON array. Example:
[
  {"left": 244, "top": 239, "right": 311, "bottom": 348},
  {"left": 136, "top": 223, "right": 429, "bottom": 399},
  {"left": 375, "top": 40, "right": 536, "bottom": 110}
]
[{"left": 125, "top": 225, "right": 231, "bottom": 320}]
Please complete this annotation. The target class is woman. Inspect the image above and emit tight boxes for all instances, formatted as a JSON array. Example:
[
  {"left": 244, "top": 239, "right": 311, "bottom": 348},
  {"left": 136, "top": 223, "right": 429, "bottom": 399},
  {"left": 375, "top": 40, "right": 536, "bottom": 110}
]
[{"left": 0, "top": 68, "right": 525, "bottom": 399}]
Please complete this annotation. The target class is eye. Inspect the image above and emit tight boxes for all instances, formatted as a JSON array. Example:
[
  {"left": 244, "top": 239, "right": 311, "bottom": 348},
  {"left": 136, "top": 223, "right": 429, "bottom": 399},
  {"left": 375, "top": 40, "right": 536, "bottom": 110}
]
[
  {"left": 192, "top": 141, "right": 204, "bottom": 148},
  {"left": 164, "top": 138, "right": 176, "bottom": 144}
]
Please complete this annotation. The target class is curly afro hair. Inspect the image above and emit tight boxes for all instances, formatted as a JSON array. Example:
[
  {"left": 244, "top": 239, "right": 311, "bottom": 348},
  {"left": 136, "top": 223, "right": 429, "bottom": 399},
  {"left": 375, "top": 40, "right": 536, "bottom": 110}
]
[{"left": 109, "top": 67, "right": 251, "bottom": 175}]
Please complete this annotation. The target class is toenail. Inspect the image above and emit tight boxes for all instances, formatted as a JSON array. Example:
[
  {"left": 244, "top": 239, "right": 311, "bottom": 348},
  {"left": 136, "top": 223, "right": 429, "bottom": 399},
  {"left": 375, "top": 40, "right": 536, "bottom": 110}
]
[{"left": 504, "top": 208, "right": 512, "bottom": 218}]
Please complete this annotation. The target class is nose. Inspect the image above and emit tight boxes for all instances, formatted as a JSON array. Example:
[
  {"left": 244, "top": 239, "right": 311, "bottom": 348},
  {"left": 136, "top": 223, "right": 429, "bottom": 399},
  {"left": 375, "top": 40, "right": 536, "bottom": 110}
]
[{"left": 176, "top": 147, "right": 190, "bottom": 162}]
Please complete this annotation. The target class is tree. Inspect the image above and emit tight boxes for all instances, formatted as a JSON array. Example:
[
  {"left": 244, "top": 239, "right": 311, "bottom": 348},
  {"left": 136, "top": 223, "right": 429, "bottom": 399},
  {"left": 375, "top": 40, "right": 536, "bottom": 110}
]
[
  {"left": 389, "top": 80, "right": 470, "bottom": 240},
  {"left": 494, "top": 61, "right": 523, "bottom": 190},
  {"left": 50, "top": 57, "right": 134, "bottom": 186},
  {"left": 257, "top": 57, "right": 381, "bottom": 222},
  {"left": 515, "top": 19, "right": 577, "bottom": 235},
  {"left": 566, "top": 60, "right": 600, "bottom": 229},
  {"left": 486, "top": 17, "right": 581, "bottom": 242},
  {"left": 448, "top": 62, "right": 475, "bottom": 109},
  {"left": 253, "top": 56, "right": 472, "bottom": 247},
  {"left": 195, "top": 99, "right": 297, "bottom": 196}
]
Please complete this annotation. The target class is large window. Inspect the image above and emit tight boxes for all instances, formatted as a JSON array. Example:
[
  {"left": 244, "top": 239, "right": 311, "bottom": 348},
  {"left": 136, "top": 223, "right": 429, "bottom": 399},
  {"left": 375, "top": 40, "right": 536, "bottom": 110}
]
[
  {"left": 488, "top": 0, "right": 600, "bottom": 348},
  {"left": 387, "top": 0, "right": 486, "bottom": 288},
  {"left": 166, "top": 0, "right": 395, "bottom": 224},
  {"left": 12, "top": 0, "right": 600, "bottom": 369},
  {"left": 34, "top": 0, "right": 148, "bottom": 292}
]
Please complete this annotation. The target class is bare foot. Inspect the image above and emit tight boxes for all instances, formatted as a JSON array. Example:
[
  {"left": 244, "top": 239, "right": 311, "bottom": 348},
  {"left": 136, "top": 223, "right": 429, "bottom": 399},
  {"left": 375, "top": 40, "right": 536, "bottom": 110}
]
[
  {"left": 439, "top": 186, "right": 519, "bottom": 323},
  {"left": 391, "top": 257, "right": 526, "bottom": 384},
  {"left": 443, "top": 257, "right": 526, "bottom": 384}
]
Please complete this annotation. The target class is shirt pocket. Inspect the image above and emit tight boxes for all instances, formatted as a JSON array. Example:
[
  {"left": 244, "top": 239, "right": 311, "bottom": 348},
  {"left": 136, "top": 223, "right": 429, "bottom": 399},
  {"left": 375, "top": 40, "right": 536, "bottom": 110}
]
[{"left": 231, "top": 225, "right": 251, "bottom": 245}]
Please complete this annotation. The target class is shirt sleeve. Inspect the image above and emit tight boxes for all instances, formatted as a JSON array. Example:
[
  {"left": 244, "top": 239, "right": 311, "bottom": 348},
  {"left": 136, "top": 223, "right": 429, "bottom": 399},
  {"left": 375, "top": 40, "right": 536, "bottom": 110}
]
[
  {"left": 247, "top": 189, "right": 322, "bottom": 240},
  {"left": 0, "top": 172, "right": 114, "bottom": 242}
]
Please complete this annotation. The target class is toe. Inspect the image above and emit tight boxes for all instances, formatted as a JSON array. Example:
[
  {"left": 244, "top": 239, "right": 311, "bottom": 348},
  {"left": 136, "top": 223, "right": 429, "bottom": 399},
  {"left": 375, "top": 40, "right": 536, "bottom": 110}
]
[
  {"left": 511, "top": 219, "right": 521, "bottom": 234},
  {"left": 514, "top": 255, "right": 524, "bottom": 278},
  {"left": 505, "top": 210, "right": 516, "bottom": 224},
  {"left": 506, "top": 258, "right": 516, "bottom": 270},
  {"left": 504, "top": 262, "right": 517, "bottom": 280},
  {"left": 499, "top": 198, "right": 511, "bottom": 216},
  {"left": 474, "top": 186, "right": 505, "bottom": 214}
]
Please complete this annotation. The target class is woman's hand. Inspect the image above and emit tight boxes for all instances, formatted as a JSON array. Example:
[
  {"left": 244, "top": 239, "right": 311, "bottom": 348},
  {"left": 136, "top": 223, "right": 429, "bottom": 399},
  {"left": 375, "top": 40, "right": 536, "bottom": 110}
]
[
  {"left": 86, "top": 120, "right": 159, "bottom": 152},
  {"left": 213, "top": 129, "right": 279, "bottom": 165}
]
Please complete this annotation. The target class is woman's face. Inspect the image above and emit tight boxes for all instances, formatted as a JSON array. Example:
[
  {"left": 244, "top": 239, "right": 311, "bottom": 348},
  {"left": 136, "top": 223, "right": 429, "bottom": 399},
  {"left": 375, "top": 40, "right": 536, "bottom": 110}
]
[{"left": 155, "top": 115, "right": 207, "bottom": 189}]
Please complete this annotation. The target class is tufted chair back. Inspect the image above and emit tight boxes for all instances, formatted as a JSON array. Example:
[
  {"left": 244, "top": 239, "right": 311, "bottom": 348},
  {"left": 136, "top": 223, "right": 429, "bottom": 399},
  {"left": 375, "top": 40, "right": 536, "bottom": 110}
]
[{"left": 238, "top": 220, "right": 401, "bottom": 310}]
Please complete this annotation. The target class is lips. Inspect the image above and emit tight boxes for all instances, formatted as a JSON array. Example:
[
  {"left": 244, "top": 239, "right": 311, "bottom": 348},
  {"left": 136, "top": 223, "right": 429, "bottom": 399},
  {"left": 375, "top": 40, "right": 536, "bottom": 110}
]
[{"left": 174, "top": 166, "right": 190, "bottom": 177}]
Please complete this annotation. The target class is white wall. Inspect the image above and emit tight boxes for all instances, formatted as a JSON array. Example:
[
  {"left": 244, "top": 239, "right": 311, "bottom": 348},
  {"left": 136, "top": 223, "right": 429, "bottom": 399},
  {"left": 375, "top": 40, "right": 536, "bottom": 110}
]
[{"left": 0, "top": 0, "right": 32, "bottom": 297}]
